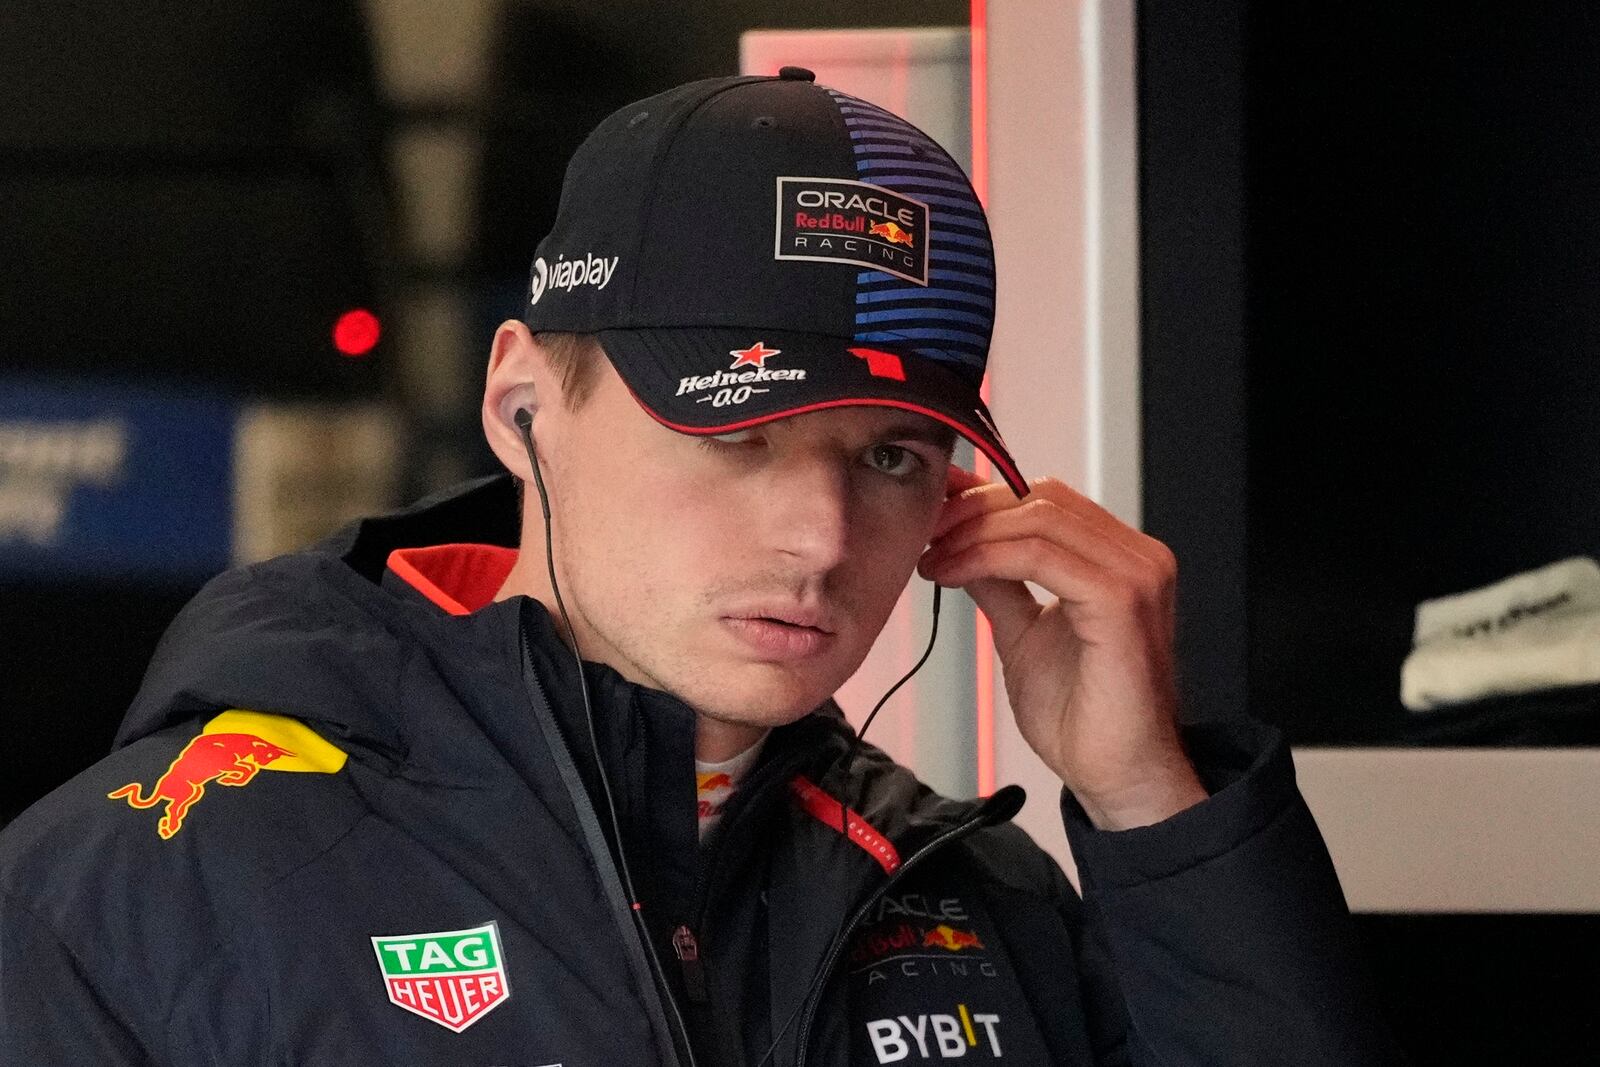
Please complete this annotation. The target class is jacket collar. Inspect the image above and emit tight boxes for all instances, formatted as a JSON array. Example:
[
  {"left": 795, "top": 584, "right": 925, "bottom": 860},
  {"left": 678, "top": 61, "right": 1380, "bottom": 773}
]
[
  {"left": 384, "top": 542, "right": 517, "bottom": 615},
  {"left": 121, "top": 473, "right": 1012, "bottom": 854},
  {"left": 381, "top": 534, "right": 855, "bottom": 922}
]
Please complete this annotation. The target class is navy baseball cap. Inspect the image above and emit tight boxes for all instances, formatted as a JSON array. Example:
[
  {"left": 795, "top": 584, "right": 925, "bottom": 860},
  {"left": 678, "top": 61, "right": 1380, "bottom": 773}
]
[{"left": 522, "top": 66, "right": 1026, "bottom": 495}]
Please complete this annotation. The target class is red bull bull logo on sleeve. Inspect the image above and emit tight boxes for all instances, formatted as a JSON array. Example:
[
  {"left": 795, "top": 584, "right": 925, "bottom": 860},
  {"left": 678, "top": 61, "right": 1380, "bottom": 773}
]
[
  {"left": 106, "top": 710, "right": 347, "bottom": 838},
  {"left": 371, "top": 922, "right": 511, "bottom": 1032}
]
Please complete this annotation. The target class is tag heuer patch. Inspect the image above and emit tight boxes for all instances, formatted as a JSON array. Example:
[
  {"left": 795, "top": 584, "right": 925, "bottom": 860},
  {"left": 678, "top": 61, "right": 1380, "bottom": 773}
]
[
  {"left": 775, "top": 176, "right": 930, "bottom": 285},
  {"left": 371, "top": 922, "right": 510, "bottom": 1032}
]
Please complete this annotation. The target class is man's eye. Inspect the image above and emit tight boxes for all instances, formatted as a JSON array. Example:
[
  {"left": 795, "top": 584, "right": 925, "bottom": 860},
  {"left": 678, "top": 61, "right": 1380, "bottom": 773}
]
[
  {"left": 702, "top": 429, "right": 759, "bottom": 447},
  {"left": 865, "top": 444, "right": 922, "bottom": 477}
]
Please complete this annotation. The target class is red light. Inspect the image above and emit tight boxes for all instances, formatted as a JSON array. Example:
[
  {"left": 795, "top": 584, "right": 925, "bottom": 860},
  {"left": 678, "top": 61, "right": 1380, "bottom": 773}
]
[{"left": 333, "top": 308, "right": 381, "bottom": 357}]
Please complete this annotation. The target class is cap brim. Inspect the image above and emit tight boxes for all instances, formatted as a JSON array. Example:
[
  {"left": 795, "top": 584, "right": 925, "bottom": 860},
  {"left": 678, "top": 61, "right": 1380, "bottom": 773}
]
[{"left": 596, "top": 327, "right": 1027, "bottom": 496}]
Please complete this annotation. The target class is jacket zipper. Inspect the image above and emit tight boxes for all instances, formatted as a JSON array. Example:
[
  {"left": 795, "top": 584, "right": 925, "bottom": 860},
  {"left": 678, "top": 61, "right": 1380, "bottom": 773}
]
[
  {"left": 518, "top": 618, "right": 694, "bottom": 1067},
  {"left": 673, "top": 924, "right": 708, "bottom": 1002},
  {"left": 680, "top": 729, "right": 851, "bottom": 1058},
  {"left": 792, "top": 810, "right": 995, "bottom": 1067}
]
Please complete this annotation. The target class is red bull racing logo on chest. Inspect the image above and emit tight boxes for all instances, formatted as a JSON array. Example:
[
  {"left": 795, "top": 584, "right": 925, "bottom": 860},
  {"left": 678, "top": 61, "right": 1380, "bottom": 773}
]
[
  {"left": 775, "top": 177, "right": 930, "bottom": 285},
  {"left": 372, "top": 922, "right": 511, "bottom": 1032},
  {"left": 850, "top": 896, "right": 999, "bottom": 987}
]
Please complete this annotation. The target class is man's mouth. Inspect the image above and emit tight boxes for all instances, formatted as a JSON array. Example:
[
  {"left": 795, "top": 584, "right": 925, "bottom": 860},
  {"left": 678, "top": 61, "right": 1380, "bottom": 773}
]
[
  {"left": 723, "top": 604, "right": 836, "bottom": 633},
  {"left": 721, "top": 605, "right": 838, "bottom": 660},
  {"left": 745, "top": 615, "right": 822, "bottom": 632}
]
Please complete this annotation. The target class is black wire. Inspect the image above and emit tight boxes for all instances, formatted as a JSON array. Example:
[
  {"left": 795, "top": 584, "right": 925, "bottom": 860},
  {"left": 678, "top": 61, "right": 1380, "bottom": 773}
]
[
  {"left": 515, "top": 410, "right": 698, "bottom": 1067},
  {"left": 520, "top": 404, "right": 945, "bottom": 1065},
  {"left": 753, "top": 582, "right": 943, "bottom": 1067},
  {"left": 856, "top": 583, "right": 942, "bottom": 751}
]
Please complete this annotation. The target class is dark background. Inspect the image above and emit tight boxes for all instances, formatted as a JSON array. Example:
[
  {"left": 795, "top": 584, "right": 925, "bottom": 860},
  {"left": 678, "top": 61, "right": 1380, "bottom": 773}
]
[
  {"left": 1140, "top": 2, "right": 1600, "bottom": 1062},
  {"left": 0, "top": 0, "right": 966, "bottom": 829}
]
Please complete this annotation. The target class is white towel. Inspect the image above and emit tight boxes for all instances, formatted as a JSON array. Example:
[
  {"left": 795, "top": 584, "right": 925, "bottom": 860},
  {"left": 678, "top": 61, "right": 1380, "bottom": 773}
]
[{"left": 1401, "top": 556, "right": 1600, "bottom": 712}]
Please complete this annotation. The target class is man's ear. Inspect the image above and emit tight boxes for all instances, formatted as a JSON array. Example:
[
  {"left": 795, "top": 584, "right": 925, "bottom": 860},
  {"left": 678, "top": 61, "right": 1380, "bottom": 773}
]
[{"left": 482, "top": 320, "right": 554, "bottom": 480}]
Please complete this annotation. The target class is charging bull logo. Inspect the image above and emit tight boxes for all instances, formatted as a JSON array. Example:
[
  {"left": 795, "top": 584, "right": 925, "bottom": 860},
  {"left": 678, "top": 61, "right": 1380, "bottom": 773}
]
[
  {"left": 106, "top": 710, "right": 348, "bottom": 838},
  {"left": 869, "top": 220, "right": 915, "bottom": 247},
  {"left": 697, "top": 771, "right": 736, "bottom": 821},
  {"left": 108, "top": 734, "right": 293, "bottom": 838},
  {"left": 923, "top": 924, "right": 984, "bottom": 952}
]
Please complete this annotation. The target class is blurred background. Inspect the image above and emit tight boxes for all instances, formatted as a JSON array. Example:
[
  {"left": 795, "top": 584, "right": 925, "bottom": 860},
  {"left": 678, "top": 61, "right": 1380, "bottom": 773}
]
[{"left": 3, "top": 0, "right": 1598, "bottom": 1062}]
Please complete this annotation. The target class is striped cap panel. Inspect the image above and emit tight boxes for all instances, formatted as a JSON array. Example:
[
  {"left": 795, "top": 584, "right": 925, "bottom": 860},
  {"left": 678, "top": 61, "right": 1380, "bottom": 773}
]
[{"left": 826, "top": 90, "right": 995, "bottom": 384}]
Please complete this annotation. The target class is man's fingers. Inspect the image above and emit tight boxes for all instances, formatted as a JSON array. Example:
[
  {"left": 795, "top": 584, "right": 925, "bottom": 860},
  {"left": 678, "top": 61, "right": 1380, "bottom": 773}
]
[
  {"left": 943, "top": 463, "right": 989, "bottom": 495},
  {"left": 921, "top": 536, "right": 1128, "bottom": 621},
  {"left": 928, "top": 498, "right": 1164, "bottom": 590},
  {"left": 925, "top": 531, "right": 1178, "bottom": 667},
  {"left": 921, "top": 536, "right": 1111, "bottom": 654},
  {"left": 960, "top": 574, "right": 1042, "bottom": 653},
  {"left": 1023, "top": 479, "right": 1176, "bottom": 571},
  {"left": 934, "top": 466, "right": 1005, "bottom": 538},
  {"left": 934, "top": 474, "right": 1106, "bottom": 542},
  {"left": 933, "top": 476, "right": 1177, "bottom": 579}
]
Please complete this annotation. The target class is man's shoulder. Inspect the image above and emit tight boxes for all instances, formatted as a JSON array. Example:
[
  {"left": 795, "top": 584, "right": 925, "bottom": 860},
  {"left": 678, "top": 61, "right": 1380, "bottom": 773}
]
[
  {"left": 0, "top": 711, "right": 371, "bottom": 1052},
  {"left": 1, "top": 711, "right": 369, "bottom": 934}
]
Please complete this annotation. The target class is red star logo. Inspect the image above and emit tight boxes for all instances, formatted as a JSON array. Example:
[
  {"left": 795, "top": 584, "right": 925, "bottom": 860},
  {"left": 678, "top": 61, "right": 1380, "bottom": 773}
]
[{"left": 728, "top": 341, "right": 782, "bottom": 369}]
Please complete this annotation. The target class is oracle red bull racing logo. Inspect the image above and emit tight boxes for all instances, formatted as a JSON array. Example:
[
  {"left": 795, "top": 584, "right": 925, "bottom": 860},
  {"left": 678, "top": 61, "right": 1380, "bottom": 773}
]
[
  {"left": 372, "top": 922, "right": 510, "bottom": 1032},
  {"left": 107, "top": 733, "right": 293, "bottom": 839},
  {"left": 850, "top": 896, "right": 998, "bottom": 986},
  {"left": 776, "top": 176, "right": 930, "bottom": 285}
]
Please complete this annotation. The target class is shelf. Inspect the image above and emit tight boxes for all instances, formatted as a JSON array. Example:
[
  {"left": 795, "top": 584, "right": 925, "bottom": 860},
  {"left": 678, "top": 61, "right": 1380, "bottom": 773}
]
[{"left": 1292, "top": 746, "right": 1600, "bottom": 913}]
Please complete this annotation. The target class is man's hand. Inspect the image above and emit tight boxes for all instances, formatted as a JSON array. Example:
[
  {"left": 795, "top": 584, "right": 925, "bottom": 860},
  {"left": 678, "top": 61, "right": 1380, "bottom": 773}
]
[{"left": 918, "top": 468, "right": 1208, "bottom": 830}]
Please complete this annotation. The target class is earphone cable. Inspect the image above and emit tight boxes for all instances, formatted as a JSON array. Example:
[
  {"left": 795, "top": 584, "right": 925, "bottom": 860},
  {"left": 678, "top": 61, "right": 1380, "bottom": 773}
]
[
  {"left": 753, "top": 581, "right": 944, "bottom": 1067},
  {"left": 515, "top": 410, "right": 698, "bottom": 1067}
]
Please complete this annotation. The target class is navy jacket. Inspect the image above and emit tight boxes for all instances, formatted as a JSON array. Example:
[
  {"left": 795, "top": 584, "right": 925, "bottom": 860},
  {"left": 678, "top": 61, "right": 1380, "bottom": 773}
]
[{"left": 0, "top": 475, "right": 1403, "bottom": 1064}]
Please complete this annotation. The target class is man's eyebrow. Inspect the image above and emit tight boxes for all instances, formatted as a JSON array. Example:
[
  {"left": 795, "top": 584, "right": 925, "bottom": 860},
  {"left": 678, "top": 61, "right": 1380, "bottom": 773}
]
[{"left": 876, "top": 423, "right": 958, "bottom": 451}]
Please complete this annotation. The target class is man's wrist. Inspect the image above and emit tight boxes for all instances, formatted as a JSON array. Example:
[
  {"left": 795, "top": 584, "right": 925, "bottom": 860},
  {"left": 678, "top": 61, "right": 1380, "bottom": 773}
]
[{"left": 1070, "top": 762, "right": 1210, "bottom": 831}]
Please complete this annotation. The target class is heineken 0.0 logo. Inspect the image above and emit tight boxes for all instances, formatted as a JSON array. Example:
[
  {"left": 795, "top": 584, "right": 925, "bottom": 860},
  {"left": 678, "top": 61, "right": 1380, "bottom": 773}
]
[{"left": 371, "top": 922, "right": 510, "bottom": 1032}]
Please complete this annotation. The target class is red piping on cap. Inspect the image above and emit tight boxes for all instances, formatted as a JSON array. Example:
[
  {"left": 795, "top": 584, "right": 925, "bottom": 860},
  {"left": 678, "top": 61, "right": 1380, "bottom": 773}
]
[{"left": 624, "top": 386, "right": 1029, "bottom": 497}]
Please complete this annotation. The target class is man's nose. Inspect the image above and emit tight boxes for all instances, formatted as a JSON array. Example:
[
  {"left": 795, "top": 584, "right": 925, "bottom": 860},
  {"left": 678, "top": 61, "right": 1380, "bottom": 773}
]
[{"left": 769, "top": 460, "right": 851, "bottom": 572}]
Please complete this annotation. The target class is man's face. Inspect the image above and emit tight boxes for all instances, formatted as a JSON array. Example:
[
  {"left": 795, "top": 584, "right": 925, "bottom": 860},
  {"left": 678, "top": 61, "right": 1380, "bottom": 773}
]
[{"left": 540, "top": 360, "right": 955, "bottom": 730}]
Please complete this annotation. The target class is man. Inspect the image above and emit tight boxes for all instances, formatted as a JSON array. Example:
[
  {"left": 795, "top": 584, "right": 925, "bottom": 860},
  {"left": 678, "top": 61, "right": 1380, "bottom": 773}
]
[{"left": 0, "top": 69, "right": 1402, "bottom": 1064}]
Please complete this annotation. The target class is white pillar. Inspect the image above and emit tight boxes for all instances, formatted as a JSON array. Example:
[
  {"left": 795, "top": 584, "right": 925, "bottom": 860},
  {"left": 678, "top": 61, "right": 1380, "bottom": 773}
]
[{"left": 985, "top": 0, "right": 1142, "bottom": 886}]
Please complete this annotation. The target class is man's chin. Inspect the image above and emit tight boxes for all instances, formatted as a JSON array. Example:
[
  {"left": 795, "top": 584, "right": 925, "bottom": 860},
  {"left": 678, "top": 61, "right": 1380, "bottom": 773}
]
[
  {"left": 629, "top": 634, "right": 865, "bottom": 728},
  {"left": 674, "top": 669, "right": 844, "bottom": 730}
]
